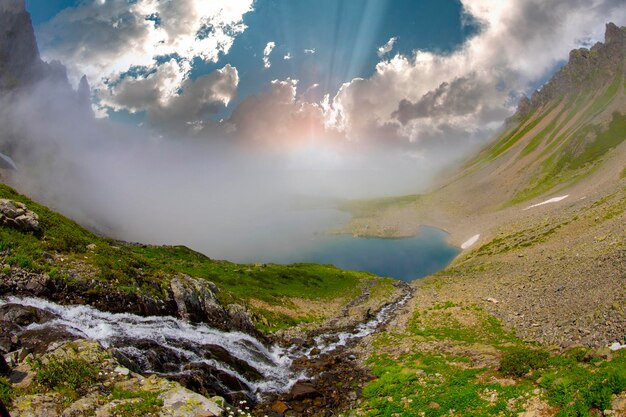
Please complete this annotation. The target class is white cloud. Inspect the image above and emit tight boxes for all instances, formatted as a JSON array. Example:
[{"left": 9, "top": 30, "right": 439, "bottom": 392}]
[
  {"left": 304, "top": 48, "right": 316, "bottom": 55},
  {"left": 377, "top": 37, "right": 397, "bottom": 58},
  {"left": 322, "top": 0, "right": 626, "bottom": 152},
  {"left": 101, "top": 61, "right": 239, "bottom": 132},
  {"left": 284, "top": 53, "right": 292, "bottom": 60},
  {"left": 38, "top": 0, "right": 253, "bottom": 120},
  {"left": 263, "top": 41, "right": 276, "bottom": 69}
]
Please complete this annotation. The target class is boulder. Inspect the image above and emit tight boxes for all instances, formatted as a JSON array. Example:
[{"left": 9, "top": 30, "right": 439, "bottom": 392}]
[
  {"left": 0, "top": 199, "right": 39, "bottom": 232},
  {"left": 226, "top": 304, "right": 258, "bottom": 336},
  {"left": 169, "top": 275, "right": 229, "bottom": 327},
  {"left": 158, "top": 386, "right": 224, "bottom": 417},
  {"left": 0, "top": 304, "right": 55, "bottom": 326},
  {"left": 290, "top": 382, "right": 322, "bottom": 401},
  {"left": 0, "top": 355, "right": 9, "bottom": 375}
]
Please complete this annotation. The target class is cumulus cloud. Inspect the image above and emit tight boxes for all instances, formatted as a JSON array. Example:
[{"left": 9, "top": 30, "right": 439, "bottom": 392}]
[
  {"left": 304, "top": 48, "right": 316, "bottom": 55},
  {"left": 284, "top": 53, "right": 292, "bottom": 60},
  {"left": 38, "top": 0, "right": 253, "bottom": 121},
  {"left": 322, "top": 0, "right": 626, "bottom": 153},
  {"left": 229, "top": 79, "right": 338, "bottom": 148},
  {"left": 99, "top": 61, "right": 238, "bottom": 132},
  {"left": 377, "top": 37, "right": 397, "bottom": 58},
  {"left": 263, "top": 41, "right": 276, "bottom": 69}
]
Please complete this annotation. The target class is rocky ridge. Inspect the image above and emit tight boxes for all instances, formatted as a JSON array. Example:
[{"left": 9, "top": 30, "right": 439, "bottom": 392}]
[{"left": 517, "top": 23, "right": 626, "bottom": 118}]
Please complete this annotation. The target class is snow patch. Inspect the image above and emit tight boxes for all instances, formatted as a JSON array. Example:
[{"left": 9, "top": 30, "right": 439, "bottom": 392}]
[
  {"left": 523, "top": 195, "right": 569, "bottom": 211},
  {"left": 461, "top": 234, "right": 480, "bottom": 250}
]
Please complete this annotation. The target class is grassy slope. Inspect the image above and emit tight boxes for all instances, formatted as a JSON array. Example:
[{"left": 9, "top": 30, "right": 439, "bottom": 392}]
[
  {"left": 0, "top": 183, "right": 390, "bottom": 332},
  {"left": 361, "top": 298, "right": 626, "bottom": 417}
]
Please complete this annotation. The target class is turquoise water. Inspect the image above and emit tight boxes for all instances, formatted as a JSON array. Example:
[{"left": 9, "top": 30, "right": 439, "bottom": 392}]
[{"left": 262, "top": 225, "right": 460, "bottom": 282}]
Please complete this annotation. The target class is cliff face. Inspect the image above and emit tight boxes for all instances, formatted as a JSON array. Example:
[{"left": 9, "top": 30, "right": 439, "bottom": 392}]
[
  {"left": 0, "top": 0, "right": 68, "bottom": 90},
  {"left": 518, "top": 23, "right": 626, "bottom": 118}
]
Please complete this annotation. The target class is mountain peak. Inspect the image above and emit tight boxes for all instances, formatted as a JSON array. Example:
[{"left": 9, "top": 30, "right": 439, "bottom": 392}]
[
  {"left": 604, "top": 22, "right": 625, "bottom": 45},
  {"left": 515, "top": 22, "right": 625, "bottom": 117}
]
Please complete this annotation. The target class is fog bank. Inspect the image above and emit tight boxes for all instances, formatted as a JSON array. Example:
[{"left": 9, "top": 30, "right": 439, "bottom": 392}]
[{"left": 0, "top": 78, "right": 464, "bottom": 262}]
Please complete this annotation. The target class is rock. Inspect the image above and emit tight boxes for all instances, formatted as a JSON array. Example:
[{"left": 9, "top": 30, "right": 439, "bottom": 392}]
[
  {"left": 86, "top": 243, "right": 97, "bottom": 251},
  {"left": 18, "top": 325, "right": 78, "bottom": 354},
  {"left": 226, "top": 304, "right": 258, "bottom": 335},
  {"left": 0, "top": 398, "right": 9, "bottom": 417},
  {"left": 290, "top": 382, "right": 321, "bottom": 401},
  {"left": 0, "top": 304, "right": 55, "bottom": 326},
  {"left": 0, "top": 199, "right": 39, "bottom": 232},
  {"left": 428, "top": 402, "right": 441, "bottom": 409},
  {"left": 210, "top": 396, "right": 226, "bottom": 408},
  {"left": 611, "top": 393, "right": 626, "bottom": 413},
  {"left": 609, "top": 342, "right": 624, "bottom": 351},
  {"left": 114, "top": 366, "right": 130, "bottom": 376},
  {"left": 61, "top": 393, "right": 99, "bottom": 416},
  {"left": 271, "top": 401, "right": 289, "bottom": 414},
  {"left": 158, "top": 386, "right": 224, "bottom": 417},
  {"left": 11, "top": 393, "right": 61, "bottom": 417},
  {"left": 0, "top": 355, "right": 9, "bottom": 375},
  {"left": 169, "top": 275, "right": 229, "bottom": 326}
]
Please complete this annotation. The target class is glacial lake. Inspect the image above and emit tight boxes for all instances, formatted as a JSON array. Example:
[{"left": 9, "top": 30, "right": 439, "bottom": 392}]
[{"left": 236, "top": 218, "right": 460, "bottom": 282}]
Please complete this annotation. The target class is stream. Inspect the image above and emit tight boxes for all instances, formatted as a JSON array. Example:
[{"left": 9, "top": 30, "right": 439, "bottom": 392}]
[{"left": 0, "top": 290, "right": 411, "bottom": 402}]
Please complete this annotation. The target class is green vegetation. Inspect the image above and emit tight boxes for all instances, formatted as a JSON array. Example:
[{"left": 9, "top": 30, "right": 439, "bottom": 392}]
[
  {"left": 110, "top": 388, "right": 164, "bottom": 417},
  {"left": 511, "top": 112, "right": 626, "bottom": 204},
  {"left": 0, "top": 376, "right": 12, "bottom": 405},
  {"left": 482, "top": 101, "right": 561, "bottom": 162},
  {"left": 582, "top": 72, "right": 622, "bottom": 120},
  {"left": 499, "top": 348, "right": 549, "bottom": 377},
  {"left": 33, "top": 357, "right": 99, "bottom": 399},
  {"left": 362, "top": 298, "right": 626, "bottom": 417},
  {"left": 130, "top": 244, "right": 365, "bottom": 304},
  {"left": 408, "top": 303, "right": 518, "bottom": 347}
]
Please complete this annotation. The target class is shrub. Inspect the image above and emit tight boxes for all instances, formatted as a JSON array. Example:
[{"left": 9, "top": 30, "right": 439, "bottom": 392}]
[
  {"left": 33, "top": 357, "right": 98, "bottom": 395},
  {"left": 0, "top": 376, "right": 12, "bottom": 405},
  {"left": 110, "top": 388, "right": 163, "bottom": 416},
  {"left": 500, "top": 347, "right": 549, "bottom": 377}
]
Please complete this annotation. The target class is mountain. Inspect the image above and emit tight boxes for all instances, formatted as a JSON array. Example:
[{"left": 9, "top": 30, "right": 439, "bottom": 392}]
[
  {"left": 339, "top": 23, "right": 626, "bottom": 349},
  {"left": 0, "top": 0, "right": 68, "bottom": 90},
  {"left": 341, "top": 23, "right": 625, "bottom": 237},
  {"left": 462, "top": 22, "right": 626, "bottom": 208}
]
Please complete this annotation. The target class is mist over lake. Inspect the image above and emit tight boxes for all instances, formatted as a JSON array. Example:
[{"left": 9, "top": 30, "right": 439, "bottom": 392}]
[{"left": 225, "top": 207, "right": 460, "bottom": 281}]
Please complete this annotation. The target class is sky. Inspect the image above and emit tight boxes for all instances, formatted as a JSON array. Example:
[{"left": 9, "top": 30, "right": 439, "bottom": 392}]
[{"left": 26, "top": 0, "right": 625, "bottom": 155}]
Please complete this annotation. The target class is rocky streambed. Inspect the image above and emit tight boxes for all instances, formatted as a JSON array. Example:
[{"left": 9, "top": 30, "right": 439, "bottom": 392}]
[{"left": 0, "top": 283, "right": 412, "bottom": 416}]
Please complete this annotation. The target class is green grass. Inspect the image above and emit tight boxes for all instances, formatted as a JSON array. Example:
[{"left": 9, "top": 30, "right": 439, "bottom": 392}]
[
  {"left": 0, "top": 376, "right": 12, "bottom": 405},
  {"left": 362, "top": 351, "right": 532, "bottom": 417},
  {"left": 511, "top": 112, "right": 626, "bottom": 204},
  {"left": 110, "top": 388, "right": 164, "bottom": 417},
  {"left": 484, "top": 101, "right": 561, "bottom": 162},
  {"left": 33, "top": 357, "right": 99, "bottom": 399},
  {"left": 408, "top": 304, "right": 518, "bottom": 347},
  {"left": 581, "top": 71, "right": 622, "bottom": 121},
  {"left": 129, "top": 244, "right": 366, "bottom": 304},
  {"left": 540, "top": 351, "right": 626, "bottom": 415},
  {"left": 362, "top": 299, "right": 626, "bottom": 417}
]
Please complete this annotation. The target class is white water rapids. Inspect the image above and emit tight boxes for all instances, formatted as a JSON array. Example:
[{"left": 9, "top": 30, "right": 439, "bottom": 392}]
[{"left": 1, "top": 290, "right": 410, "bottom": 399}]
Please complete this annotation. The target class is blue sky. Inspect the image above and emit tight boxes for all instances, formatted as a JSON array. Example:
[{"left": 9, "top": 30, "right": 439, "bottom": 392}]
[
  {"left": 29, "top": 0, "right": 479, "bottom": 118},
  {"left": 25, "top": 0, "right": 624, "bottom": 153}
]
